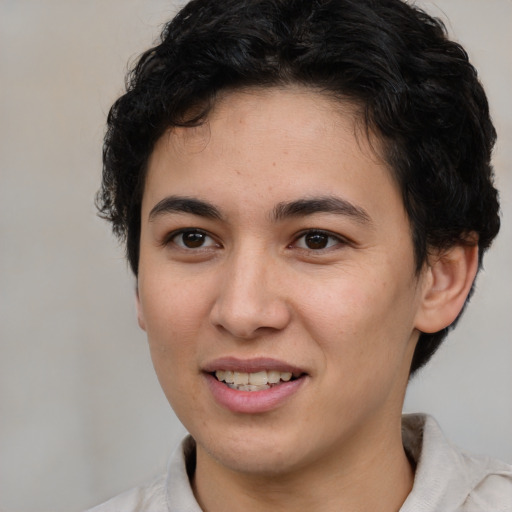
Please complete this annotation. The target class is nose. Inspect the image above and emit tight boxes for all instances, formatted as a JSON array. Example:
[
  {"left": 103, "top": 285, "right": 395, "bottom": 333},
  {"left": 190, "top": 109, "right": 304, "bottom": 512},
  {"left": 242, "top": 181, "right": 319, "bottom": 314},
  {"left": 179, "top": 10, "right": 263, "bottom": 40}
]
[{"left": 209, "top": 247, "right": 291, "bottom": 340}]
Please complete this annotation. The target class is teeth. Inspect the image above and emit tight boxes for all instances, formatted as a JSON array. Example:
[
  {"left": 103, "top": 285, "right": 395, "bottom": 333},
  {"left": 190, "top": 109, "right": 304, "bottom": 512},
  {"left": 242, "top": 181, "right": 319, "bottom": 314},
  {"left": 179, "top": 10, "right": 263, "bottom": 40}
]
[
  {"left": 233, "top": 371, "right": 249, "bottom": 385},
  {"left": 216, "top": 370, "right": 235, "bottom": 383},
  {"left": 267, "top": 370, "right": 281, "bottom": 384},
  {"left": 237, "top": 384, "right": 270, "bottom": 391},
  {"left": 248, "top": 371, "right": 267, "bottom": 386},
  {"left": 214, "top": 369, "right": 297, "bottom": 390}
]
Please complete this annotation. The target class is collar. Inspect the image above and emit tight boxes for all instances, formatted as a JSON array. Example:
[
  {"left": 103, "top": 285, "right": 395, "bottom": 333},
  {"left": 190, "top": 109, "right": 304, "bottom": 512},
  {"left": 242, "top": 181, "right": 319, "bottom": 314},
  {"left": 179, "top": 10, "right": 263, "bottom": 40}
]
[{"left": 164, "top": 414, "right": 512, "bottom": 511}]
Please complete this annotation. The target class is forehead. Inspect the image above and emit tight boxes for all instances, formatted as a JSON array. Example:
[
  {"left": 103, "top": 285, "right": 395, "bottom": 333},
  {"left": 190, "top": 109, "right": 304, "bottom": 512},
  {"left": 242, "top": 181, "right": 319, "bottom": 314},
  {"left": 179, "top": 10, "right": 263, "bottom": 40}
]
[{"left": 143, "top": 87, "right": 402, "bottom": 224}]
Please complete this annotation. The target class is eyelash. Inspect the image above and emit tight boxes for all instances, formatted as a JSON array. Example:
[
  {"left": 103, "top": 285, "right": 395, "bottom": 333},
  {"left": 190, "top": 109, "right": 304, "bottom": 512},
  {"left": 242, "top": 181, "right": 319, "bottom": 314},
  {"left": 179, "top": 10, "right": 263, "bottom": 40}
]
[
  {"left": 163, "top": 228, "right": 347, "bottom": 253},
  {"left": 290, "top": 229, "right": 347, "bottom": 251},
  {"left": 164, "top": 228, "right": 220, "bottom": 250}
]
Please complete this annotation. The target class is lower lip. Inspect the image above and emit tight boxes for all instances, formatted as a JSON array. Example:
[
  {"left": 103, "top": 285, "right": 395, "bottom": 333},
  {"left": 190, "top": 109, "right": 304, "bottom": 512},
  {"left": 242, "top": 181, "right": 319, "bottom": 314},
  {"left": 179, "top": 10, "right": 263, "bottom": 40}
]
[{"left": 204, "top": 373, "right": 307, "bottom": 414}]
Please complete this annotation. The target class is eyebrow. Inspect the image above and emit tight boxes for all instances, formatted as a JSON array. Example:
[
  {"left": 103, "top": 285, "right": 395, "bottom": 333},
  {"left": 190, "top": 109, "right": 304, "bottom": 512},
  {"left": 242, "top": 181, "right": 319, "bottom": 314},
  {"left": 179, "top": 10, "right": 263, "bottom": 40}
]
[
  {"left": 272, "top": 196, "right": 372, "bottom": 225},
  {"left": 148, "top": 194, "right": 372, "bottom": 226},
  {"left": 148, "top": 196, "right": 223, "bottom": 221}
]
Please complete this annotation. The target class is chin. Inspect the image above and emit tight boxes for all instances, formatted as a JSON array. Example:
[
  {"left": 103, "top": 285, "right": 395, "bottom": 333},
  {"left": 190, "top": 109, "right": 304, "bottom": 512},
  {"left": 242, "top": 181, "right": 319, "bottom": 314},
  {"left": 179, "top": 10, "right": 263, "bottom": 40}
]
[{"left": 195, "top": 423, "right": 310, "bottom": 476}]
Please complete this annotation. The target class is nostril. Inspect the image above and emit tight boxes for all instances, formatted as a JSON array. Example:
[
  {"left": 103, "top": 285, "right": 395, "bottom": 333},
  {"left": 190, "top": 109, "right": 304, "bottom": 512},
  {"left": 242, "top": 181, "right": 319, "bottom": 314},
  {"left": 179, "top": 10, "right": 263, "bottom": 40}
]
[{"left": 210, "top": 296, "right": 292, "bottom": 340}]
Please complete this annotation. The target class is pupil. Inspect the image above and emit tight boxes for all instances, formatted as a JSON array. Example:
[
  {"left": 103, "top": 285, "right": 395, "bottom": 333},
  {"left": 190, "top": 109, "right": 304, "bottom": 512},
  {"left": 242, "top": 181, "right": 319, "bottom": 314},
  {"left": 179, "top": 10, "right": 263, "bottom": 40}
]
[
  {"left": 306, "top": 233, "right": 328, "bottom": 249},
  {"left": 183, "top": 231, "right": 205, "bottom": 248}
]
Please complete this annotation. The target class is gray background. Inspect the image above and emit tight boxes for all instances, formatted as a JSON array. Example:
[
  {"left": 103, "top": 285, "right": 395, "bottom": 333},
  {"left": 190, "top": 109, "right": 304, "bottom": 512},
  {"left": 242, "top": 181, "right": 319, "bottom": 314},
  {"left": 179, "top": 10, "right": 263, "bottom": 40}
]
[{"left": 0, "top": 1, "right": 510, "bottom": 511}]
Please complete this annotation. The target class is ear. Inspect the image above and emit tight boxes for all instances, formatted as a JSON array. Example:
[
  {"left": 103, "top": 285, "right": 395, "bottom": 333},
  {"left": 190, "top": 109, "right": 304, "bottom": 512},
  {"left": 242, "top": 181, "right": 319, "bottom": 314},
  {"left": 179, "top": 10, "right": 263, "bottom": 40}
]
[
  {"left": 414, "top": 240, "right": 479, "bottom": 334},
  {"left": 135, "top": 283, "right": 147, "bottom": 331}
]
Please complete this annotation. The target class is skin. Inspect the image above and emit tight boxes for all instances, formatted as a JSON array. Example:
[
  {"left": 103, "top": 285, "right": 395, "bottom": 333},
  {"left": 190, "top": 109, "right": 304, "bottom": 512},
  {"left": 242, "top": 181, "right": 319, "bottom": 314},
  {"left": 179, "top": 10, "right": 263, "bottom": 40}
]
[{"left": 136, "top": 87, "right": 478, "bottom": 512}]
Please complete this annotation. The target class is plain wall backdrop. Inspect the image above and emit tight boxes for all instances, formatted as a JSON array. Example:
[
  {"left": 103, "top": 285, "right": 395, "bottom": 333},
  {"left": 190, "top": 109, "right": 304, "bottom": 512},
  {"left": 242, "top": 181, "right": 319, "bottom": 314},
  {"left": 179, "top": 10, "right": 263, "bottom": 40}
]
[{"left": 0, "top": 1, "right": 510, "bottom": 511}]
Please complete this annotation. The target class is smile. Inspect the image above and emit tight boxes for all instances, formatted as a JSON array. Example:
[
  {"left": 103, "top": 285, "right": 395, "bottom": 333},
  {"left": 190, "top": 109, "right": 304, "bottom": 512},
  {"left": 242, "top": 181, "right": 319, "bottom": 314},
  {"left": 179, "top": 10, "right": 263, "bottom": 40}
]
[
  {"left": 203, "top": 358, "right": 308, "bottom": 413},
  {"left": 214, "top": 370, "right": 299, "bottom": 391}
]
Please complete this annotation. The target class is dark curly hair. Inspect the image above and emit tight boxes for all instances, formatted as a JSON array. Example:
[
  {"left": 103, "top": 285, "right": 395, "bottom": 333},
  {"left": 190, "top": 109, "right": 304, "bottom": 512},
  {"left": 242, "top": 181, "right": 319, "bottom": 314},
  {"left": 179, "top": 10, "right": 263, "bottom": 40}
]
[{"left": 97, "top": 0, "right": 500, "bottom": 375}]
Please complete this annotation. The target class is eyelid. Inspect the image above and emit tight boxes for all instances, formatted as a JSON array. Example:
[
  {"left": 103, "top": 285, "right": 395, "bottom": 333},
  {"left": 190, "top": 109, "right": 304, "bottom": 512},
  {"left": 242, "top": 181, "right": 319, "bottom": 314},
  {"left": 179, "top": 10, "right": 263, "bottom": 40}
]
[
  {"left": 290, "top": 229, "right": 349, "bottom": 250},
  {"left": 162, "top": 227, "right": 221, "bottom": 249}
]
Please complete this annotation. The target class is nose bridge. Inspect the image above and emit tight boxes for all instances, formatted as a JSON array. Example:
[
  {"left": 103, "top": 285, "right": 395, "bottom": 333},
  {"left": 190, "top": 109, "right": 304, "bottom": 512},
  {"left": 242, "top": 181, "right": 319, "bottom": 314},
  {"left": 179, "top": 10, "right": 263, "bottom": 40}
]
[{"left": 210, "top": 241, "right": 290, "bottom": 338}]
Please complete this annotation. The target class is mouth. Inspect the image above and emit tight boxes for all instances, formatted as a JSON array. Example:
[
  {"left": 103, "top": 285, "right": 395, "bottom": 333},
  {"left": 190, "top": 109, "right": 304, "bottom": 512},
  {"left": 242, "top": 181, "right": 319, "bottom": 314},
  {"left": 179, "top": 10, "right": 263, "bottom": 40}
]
[
  {"left": 203, "top": 358, "right": 308, "bottom": 413},
  {"left": 211, "top": 369, "right": 303, "bottom": 392}
]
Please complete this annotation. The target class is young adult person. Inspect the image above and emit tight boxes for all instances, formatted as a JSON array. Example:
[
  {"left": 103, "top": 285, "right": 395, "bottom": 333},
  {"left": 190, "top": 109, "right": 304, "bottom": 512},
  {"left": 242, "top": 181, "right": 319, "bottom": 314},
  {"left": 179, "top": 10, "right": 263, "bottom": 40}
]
[{"left": 89, "top": 0, "right": 512, "bottom": 510}]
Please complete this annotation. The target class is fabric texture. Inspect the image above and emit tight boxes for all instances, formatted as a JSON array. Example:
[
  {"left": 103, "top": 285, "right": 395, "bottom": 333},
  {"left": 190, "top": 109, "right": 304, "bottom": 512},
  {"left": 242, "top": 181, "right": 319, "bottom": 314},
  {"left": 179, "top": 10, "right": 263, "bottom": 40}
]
[{"left": 86, "top": 414, "right": 512, "bottom": 511}]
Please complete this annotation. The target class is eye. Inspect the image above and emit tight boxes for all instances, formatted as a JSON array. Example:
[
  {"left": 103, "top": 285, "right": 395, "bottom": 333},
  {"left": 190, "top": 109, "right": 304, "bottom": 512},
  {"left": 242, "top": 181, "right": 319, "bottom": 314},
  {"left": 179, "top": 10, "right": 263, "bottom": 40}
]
[
  {"left": 293, "top": 230, "right": 344, "bottom": 250},
  {"left": 168, "top": 229, "right": 219, "bottom": 249}
]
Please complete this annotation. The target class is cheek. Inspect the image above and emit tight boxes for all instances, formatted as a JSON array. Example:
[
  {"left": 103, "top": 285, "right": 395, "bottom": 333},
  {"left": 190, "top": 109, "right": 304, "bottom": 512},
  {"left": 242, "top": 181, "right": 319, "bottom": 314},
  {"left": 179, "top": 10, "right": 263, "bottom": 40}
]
[
  {"left": 297, "top": 268, "right": 416, "bottom": 364},
  {"left": 140, "top": 281, "right": 209, "bottom": 415},
  {"left": 140, "top": 272, "right": 211, "bottom": 343},
  {"left": 137, "top": 279, "right": 206, "bottom": 396},
  {"left": 296, "top": 274, "right": 383, "bottom": 339}
]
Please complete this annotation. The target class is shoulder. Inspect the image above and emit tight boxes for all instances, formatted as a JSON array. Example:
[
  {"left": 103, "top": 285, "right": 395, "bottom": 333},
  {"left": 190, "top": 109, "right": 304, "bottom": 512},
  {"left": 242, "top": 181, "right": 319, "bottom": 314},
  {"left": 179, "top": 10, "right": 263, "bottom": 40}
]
[
  {"left": 459, "top": 451, "right": 512, "bottom": 511},
  {"left": 401, "top": 414, "right": 512, "bottom": 512},
  {"left": 85, "top": 435, "right": 200, "bottom": 512}
]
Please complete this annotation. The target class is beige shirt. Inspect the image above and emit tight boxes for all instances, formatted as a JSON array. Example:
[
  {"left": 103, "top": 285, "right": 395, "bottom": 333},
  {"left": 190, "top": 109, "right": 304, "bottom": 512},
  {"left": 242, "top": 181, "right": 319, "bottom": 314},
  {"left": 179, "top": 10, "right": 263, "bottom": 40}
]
[{"left": 86, "top": 414, "right": 512, "bottom": 511}]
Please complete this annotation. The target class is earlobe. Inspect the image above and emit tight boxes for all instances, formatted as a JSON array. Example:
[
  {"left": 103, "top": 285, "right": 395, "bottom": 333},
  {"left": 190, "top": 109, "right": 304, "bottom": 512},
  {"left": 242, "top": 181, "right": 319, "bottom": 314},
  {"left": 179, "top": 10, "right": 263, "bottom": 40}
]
[
  {"left": 135, "top": 284, "right": 147, "bottom": 331},
  {"left": 415, "top": 240, "right": 479, "bottom": 334}
]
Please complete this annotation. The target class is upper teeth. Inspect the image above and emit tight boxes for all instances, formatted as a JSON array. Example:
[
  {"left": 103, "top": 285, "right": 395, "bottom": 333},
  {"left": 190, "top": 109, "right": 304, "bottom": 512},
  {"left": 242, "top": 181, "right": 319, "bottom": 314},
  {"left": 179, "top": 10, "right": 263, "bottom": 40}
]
[{"left": 215, "top": 370, "right": 293, "bottom": 386}]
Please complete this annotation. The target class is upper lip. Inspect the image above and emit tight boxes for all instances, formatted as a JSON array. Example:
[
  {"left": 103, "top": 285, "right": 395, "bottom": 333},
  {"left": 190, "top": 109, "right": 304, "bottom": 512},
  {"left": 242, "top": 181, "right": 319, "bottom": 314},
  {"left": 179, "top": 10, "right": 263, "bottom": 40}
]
[{"left": 202, "top": 357, "right": 307, "bottom": 376}]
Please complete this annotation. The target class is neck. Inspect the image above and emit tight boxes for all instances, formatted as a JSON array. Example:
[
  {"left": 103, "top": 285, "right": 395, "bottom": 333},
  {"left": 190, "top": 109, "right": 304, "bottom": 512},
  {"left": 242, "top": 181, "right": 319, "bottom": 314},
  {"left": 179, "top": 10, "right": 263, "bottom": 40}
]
[{"left": 192, "top": 417, "right": 414, "bottom": 512}]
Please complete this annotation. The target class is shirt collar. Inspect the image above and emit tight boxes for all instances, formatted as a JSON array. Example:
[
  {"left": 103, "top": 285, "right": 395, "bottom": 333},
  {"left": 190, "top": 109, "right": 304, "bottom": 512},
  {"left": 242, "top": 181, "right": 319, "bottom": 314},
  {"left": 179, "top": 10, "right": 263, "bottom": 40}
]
[{"left": 164, "top": 414, "right": 510, "bottom": 511}]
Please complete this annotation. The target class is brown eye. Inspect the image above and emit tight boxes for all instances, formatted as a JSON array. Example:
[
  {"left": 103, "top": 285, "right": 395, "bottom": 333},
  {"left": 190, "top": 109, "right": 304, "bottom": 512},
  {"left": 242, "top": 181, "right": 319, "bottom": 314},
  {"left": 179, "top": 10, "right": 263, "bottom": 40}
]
[
  {"left": 294, "top": 230, "right": 342, "bottom": 250},
  {"left": 171, "top": 229, "right": 217, "bottom": 249},
  {"left": 304, "top": 232, "right": 329, "bottom": 249}
]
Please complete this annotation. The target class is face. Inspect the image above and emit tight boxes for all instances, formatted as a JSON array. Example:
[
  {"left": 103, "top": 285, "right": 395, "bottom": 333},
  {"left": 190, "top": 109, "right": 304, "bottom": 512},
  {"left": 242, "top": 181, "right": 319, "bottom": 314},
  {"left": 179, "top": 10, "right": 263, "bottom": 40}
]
[{"left": 137, "top": 87, "right": 428, "bottom": 476}]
